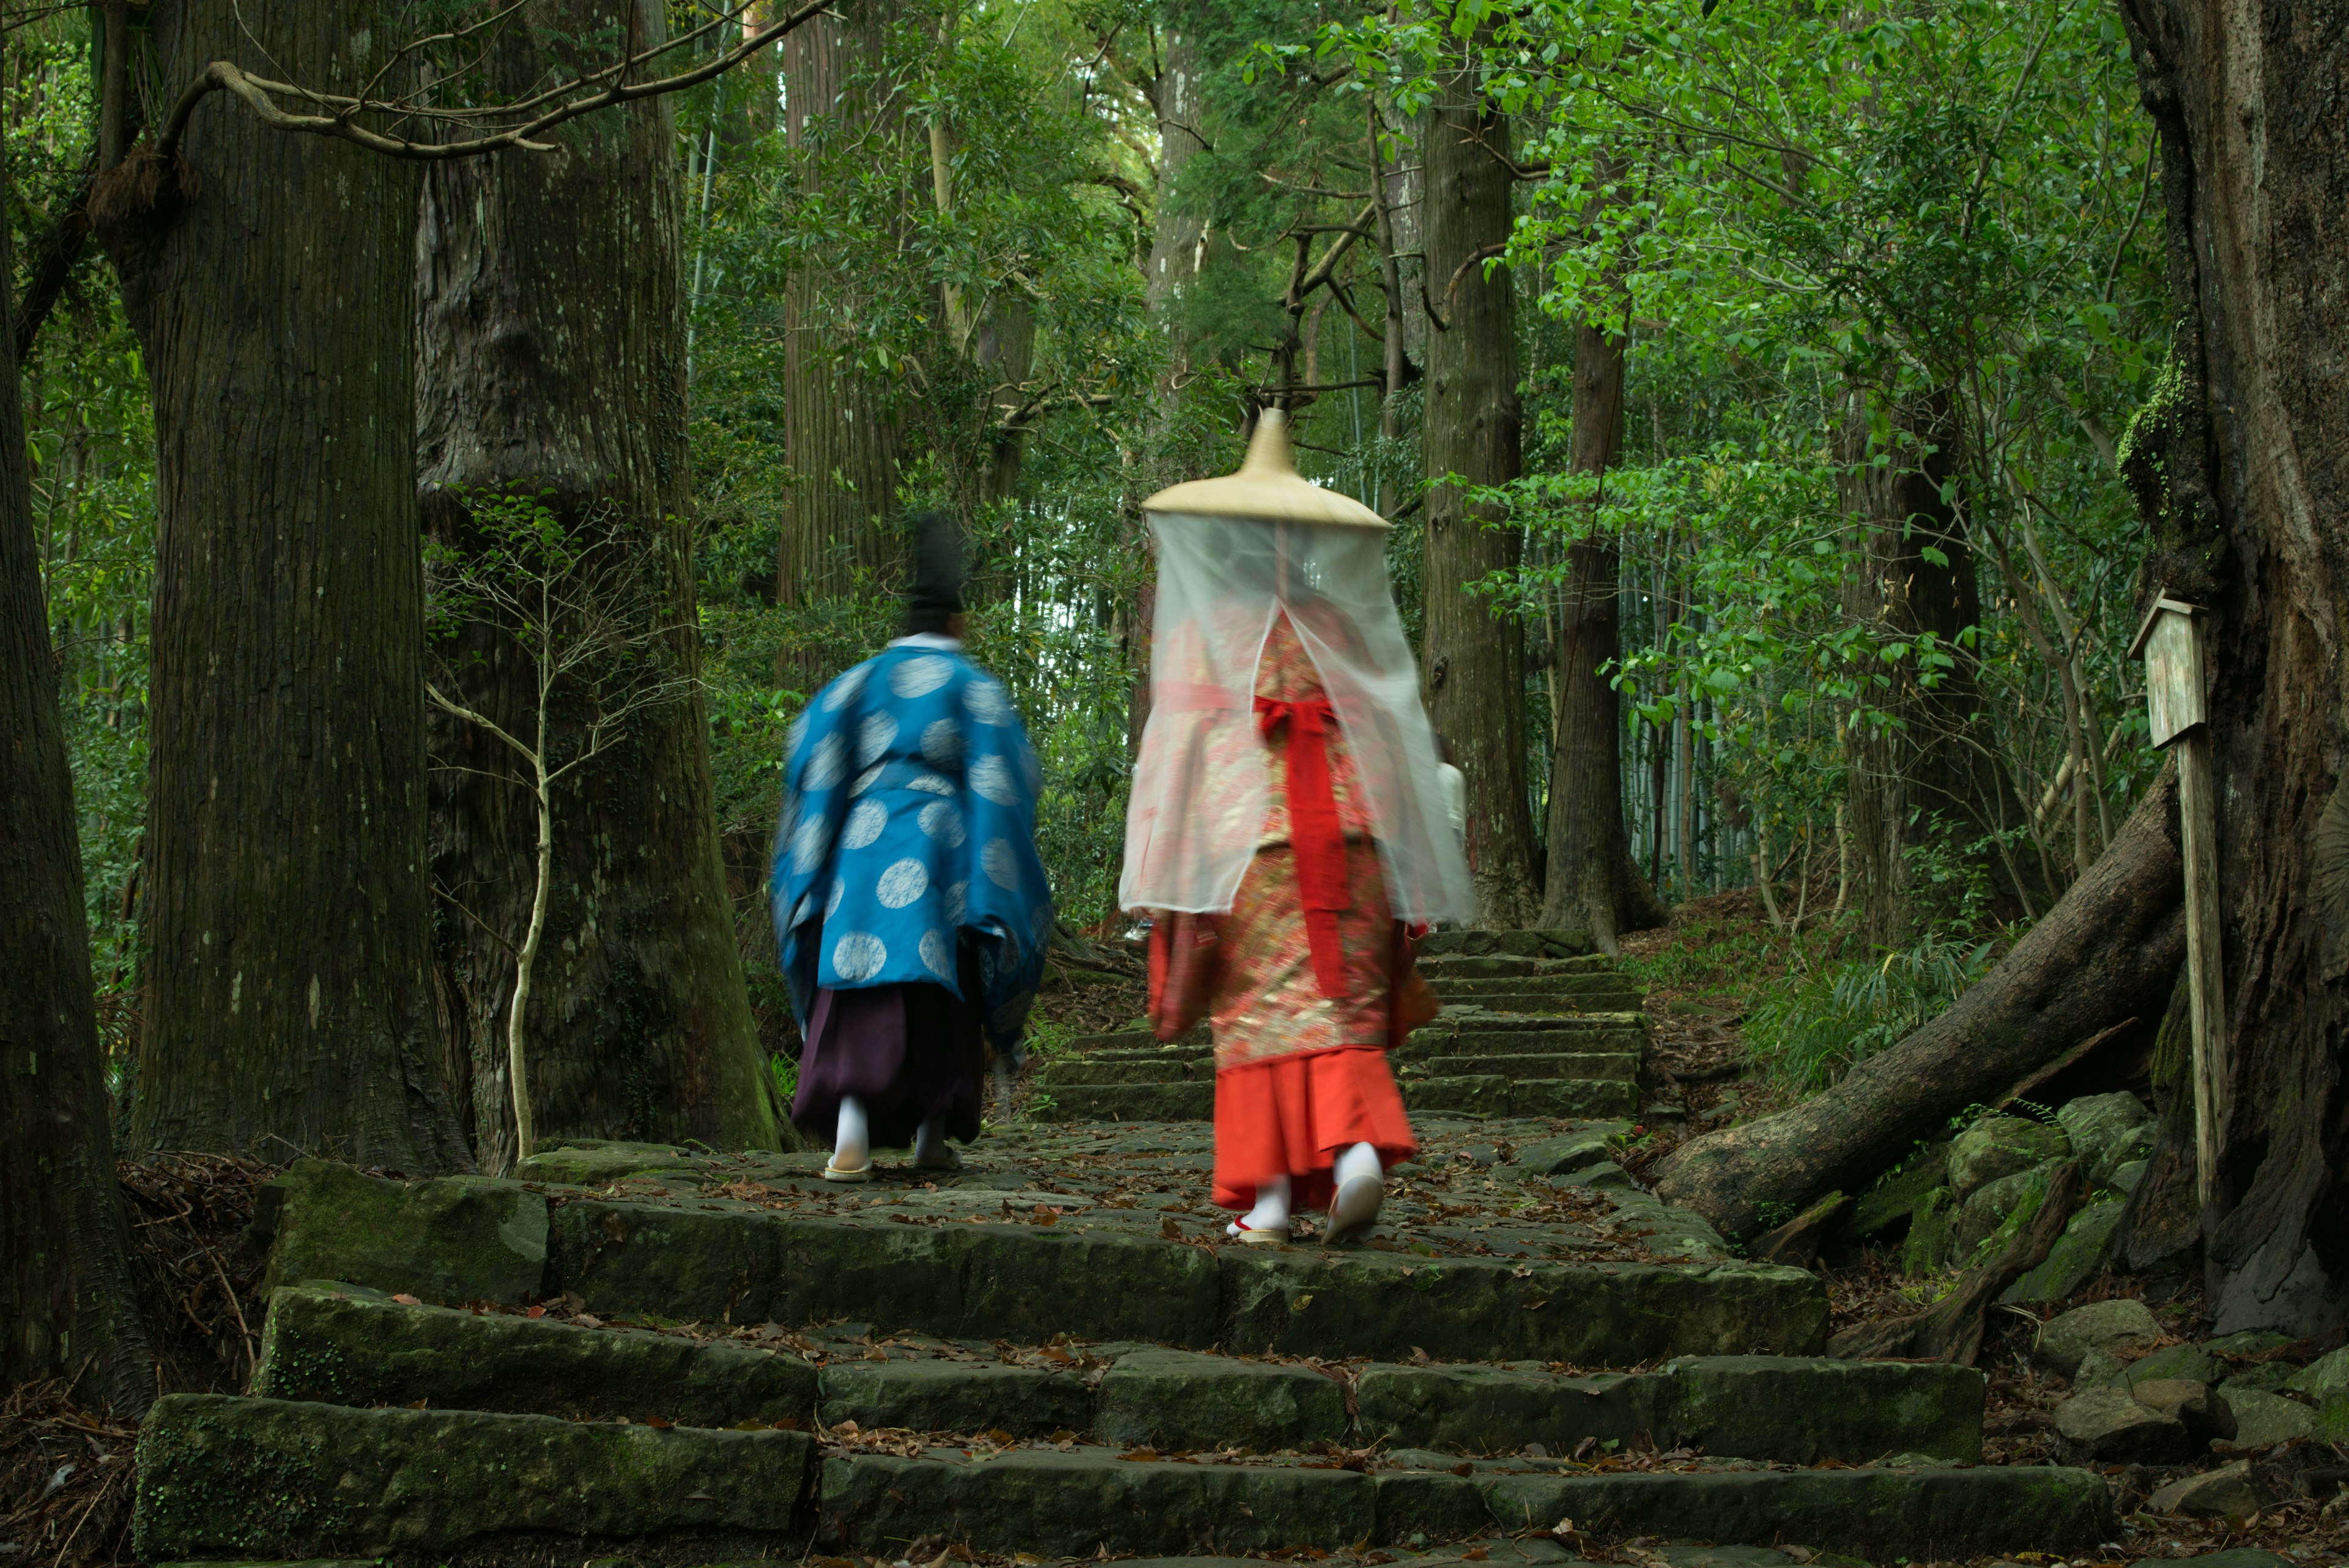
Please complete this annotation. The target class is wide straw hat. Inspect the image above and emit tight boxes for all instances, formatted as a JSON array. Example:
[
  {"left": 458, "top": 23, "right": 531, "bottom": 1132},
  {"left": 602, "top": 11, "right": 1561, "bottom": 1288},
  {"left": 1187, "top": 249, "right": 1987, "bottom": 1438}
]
[{"left": 1141, "top": 409, "right": 1388, "bottom": 529}]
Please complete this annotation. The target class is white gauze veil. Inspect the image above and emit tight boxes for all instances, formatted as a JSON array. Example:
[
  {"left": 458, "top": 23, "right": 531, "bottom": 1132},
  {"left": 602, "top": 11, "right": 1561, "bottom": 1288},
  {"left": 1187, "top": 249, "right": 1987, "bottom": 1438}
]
[{"left": 1119, "top": 510, "right": 1476, "bottom": 926}]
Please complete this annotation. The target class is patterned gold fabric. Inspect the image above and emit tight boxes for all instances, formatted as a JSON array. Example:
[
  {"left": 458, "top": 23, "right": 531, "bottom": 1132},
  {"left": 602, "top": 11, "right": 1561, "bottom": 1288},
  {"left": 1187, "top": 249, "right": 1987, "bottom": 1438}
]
[{"left": 1208, "top": 839, "right": 1395, "bottom": 1070}]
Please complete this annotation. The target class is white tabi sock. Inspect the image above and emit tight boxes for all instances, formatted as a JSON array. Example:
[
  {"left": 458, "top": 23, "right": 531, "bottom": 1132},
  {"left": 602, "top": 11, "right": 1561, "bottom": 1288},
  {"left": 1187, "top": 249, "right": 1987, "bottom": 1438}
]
[
  {"left": 1230, "top": 1174, "right": 1292, "bottom": 1235},
  {"left": 1334, "top": 1141, "right": 1382, "bottom": 1191},
  {"left": 834, "top": 1095, "right": 870, "bottom": 1172}
]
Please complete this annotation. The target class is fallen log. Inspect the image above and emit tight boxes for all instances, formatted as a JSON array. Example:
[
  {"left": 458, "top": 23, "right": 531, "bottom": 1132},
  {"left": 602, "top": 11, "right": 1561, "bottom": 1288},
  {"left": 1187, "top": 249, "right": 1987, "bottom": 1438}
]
[
  {"left": 1656, "top": 767, "right": 2185, "bottom": 1239},
  {"left": 1828, "top": 1160, "right": 2087, "bottom": 1365}
]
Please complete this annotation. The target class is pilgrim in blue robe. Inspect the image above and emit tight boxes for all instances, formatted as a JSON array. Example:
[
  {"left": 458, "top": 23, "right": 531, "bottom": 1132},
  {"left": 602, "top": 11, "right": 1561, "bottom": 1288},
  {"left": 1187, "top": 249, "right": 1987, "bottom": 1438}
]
[{"left": 770, "top": 636, "right": 1051, "bottom": 1148}]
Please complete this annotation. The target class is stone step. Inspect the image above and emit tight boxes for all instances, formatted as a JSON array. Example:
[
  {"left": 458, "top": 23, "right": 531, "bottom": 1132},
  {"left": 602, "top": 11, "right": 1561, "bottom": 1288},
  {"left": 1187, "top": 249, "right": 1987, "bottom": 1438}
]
[
  {"left": 1444, "top": 992, "right": 1642, "bottom": 1016},
  {"left": 255, "top": 1283, "right": 1982, "bottom": 1462},
  {"left": 1403, "top": 1077, "right": 1642, "bottom": 1119},
  {"left": 1036, "top": 1055, "right": 1214, "bottom": 1085},
  {"left": 1409, "top": 1052, "right": 1640, "bottom": 1082},
  {"left": 1434, "top": 975, "right": 1645, "bottom": 1005},
  {"left": 1399, "top": 1027, "right": 1648, "bottom": 1061},
  {"left": 1419, "top": 929, "right": 1595, "bottom": 959},
  {"left": 1433, "top": 1009, "right": 1648, "bottom": 1033},
  {"left": 260, "top": 1162, "right": 1826, "bottom": 1366},
  {"left": 1034, "top": 1077, "right": 1641, "bottom": 1123},
  {"left": 814, "top": 1447, "right": 2112, "bottom": 1561},
  {"left": 1417, "top": 953, "right": 1619, "bottom": 979},
  {"left": 136, "top": 1395, "right": 2107, "bottom": 1562}
]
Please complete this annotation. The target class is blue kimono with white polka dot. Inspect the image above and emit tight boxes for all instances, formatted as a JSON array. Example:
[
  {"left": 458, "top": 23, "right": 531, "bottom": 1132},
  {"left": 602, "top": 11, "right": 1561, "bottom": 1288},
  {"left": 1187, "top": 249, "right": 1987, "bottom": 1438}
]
[{"left": 770, "top": 644, "right": 1052, "bottom": 1055}]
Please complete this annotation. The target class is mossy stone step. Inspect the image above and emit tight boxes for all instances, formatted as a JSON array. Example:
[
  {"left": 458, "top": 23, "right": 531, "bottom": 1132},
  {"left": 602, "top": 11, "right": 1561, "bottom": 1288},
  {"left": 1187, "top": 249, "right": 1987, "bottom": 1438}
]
[
  {"left": 255, "top": 1286, "right": 1978, "bottom": 1462},
  {"left": 1431, "top": 1009, "right": 1648, "bottom": 1034},
  {"left": 1401, "top": 1021, "right": 1648, "bottom": 1058},
  {"left": 528, "top": 1198, "right": 1824, "bottom": 1363},
  {"left": 815, "top": 1446, "right": 2113, "bottom": 1560},
  {"left": 133, "top": 1394, "right": 817, "bottom": 1562},
  {"left": 1419, "top": 930, "right": 1594, "bottom": 959},
  {"left": 253, "top": 1280, "right": 817, "bottom": 1426},
  {"left": 1403, "top": 1077, "right": 1641, "bottom": 1119},
  {"left": 1417, "top": 954, "right": 1620, "bottom": 979},
  {"left": 1434, "top": 975, "right": 1644, "bottom": 1005},
  {"left": 1035, "top": 1056, "right": 1214, "bottom": 1086},
  {"left": 1412, "top": 1053, "right": 1639, "bottom": 1082},
  {"left": 1031, "top": 1082, "right": 1214, "bottom": 1120}
]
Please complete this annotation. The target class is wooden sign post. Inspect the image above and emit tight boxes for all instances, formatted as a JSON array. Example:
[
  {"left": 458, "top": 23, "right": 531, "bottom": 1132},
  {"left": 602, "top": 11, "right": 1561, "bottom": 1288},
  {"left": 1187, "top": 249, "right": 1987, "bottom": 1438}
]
[{"left": 2129, "top": 594, "right": 2224, "bottom": 1208}]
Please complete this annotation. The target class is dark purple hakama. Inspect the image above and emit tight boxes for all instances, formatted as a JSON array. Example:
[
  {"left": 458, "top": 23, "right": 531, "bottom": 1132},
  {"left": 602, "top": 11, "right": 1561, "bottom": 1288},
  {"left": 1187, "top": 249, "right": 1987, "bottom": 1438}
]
[{"left": 789, "top": 947, "right": 985, "bottom": 1149}]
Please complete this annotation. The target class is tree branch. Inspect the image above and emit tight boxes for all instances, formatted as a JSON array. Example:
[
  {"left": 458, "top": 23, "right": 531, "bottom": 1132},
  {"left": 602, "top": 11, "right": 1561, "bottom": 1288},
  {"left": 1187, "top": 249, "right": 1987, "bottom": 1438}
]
[{"left": 152, "top": 0, "right": 834, "bottom": 163}]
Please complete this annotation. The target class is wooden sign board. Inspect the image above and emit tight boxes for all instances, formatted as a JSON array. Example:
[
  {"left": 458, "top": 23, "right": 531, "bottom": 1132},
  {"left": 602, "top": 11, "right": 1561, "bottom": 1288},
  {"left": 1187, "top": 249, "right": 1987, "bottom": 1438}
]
[{"left": 2128, "top": 595, "right": 2207, "bottom": 748}]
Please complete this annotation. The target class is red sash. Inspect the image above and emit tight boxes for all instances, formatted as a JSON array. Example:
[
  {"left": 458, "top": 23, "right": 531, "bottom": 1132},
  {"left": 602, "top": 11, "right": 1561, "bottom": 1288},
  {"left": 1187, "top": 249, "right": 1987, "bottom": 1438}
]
[{"left": 1255, "top": 694, "right": 1349, "bottom": 998}]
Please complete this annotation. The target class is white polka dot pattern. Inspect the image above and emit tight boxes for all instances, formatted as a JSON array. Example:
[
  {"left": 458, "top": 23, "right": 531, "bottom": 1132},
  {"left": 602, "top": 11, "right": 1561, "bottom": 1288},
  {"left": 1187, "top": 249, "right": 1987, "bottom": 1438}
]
[
  {"left": 921, "top": 718, "right": 962, "bottom": 768},
  {"left": 918, "top": 800, "right": 967, "bottom": 847},
  {"left": 855, "top": 712, "right": 898, "bottom": 767},
  {"left": 877, "top": 858, "right": 929, "bottom": 908},
  {"left": 969, "top": 754, "right": 1016, "bottom": 805},
  {"left": 941, "top": 880, "right": 968, "bottom": 924},
  {"left": 850, "top": 762, "right": 886, "bottom": 797},
  {"left": 842, "top": 799, "right": 886, "bottom": 849},
  {"left": 832, "top": 932, "right": 886, "bottom": 982},
  {"left": 919, "top": 929, "right": 955, "bottom": 980},
  {"left": 983, "top": 837, "right": 1020, "bottom": 890},
  {"left": 822, "top": 665, "right": 869, "bottom": 712},
  {"left": 964, "top": 678, "right": 1012, "bottom": 725},
  {"left": 804, "top": 734, "right": 847, "bottom": 790},
  {"left": 789, "top": 817, "right": 831, "bottom": 874},
  {"left": 908, "top": 773, "right": 956, "bottom": 795},
  {"left": 889, "top": 655, "right": 954, "bottom": 699},
  {"left": 826, "top": 879, "right": 846, "bottom": 917}
]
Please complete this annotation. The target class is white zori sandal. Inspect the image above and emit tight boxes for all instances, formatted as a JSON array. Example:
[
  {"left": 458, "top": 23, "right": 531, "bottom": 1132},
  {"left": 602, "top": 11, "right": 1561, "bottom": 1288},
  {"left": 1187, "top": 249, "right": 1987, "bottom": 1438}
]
[
  {"left": 1225, "top": 1216, "right": 1291, "bottom": 1245},
  {"left": 1322, "top": 1142, "right": 1384, "bottom": 1244}
]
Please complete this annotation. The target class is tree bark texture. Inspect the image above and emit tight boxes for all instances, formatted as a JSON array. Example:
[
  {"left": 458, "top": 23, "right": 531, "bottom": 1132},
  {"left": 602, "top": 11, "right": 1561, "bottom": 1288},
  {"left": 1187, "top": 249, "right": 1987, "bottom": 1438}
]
[
  {"left": 2118, "top": 0, "right": 2349, "bottom": 1334},
  {"left": 95, "top": 1, "right": 469, "bottom": 1172},
  {"left": 1420, "top": 61, "right": 1539, "bottom": 928},
  {"left": 1538, "top": 319, "right": 1668, "bottom": 948},
  {"left": 417, "top": 2, "right": 781, "bottom": 1173},
  {"left": 1655, "top": 769, "right": 2186, "bottom": 1239},
  {"left": 1838, "top": 386, "right": 1996, "bottom": 945},
  {"left": 0, "top": 152, "right": 151, "bottom": 1410},
  {"left": 777, "top": 0, "right": 905, "bottom": 626}
]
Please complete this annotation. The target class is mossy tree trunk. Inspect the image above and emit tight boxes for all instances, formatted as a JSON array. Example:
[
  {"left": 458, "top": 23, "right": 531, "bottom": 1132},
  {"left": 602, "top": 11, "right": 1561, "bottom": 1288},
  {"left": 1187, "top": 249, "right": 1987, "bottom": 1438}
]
[
  {"left": 0, "top": 150, "right": 151, "bottom": 1409},
  {"left": 97, "top": 0, "right": 470, "bottom": 1172},
  {"left": 417, "top": 1, "right": 782, "bottom": 1173},
  {"left": 2117, "top": 0, "right": 2349, "bottom": 1333},
  {"left": 1421, "top": 50, "right": 1540, "bottom": 928},
  {"left": 1539, "top": 318, "right": 1668, "bottom": 948}
]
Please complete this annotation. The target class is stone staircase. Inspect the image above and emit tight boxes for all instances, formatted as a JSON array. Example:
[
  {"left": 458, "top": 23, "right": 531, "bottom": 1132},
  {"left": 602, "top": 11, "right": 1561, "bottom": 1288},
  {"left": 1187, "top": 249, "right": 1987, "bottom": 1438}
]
[
  {"left": 128, "top": 1113, "right": 2123, "bottom": 1566},
  {"left": 1033, "top": 931, "right": 1648, "bottom": 1123}
]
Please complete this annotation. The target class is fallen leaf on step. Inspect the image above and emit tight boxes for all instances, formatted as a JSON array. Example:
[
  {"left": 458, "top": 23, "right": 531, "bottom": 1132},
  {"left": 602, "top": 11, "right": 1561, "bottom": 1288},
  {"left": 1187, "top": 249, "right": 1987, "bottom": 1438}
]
[
  {"left": 1119, "top": 1447, "right": 1159, "bottom": 1462},
  {"left": 984, "top": 1429, "right": 1017, "bottom": 1446},
  {"left": 392, "top": 1294, "right": 420, "bottom": 1306},
  {"left": 1160, "top": 1216, "right": 1182, "bottom": 1239},
  {"left": 866, "top": 1345, "right": 889, "bottom": 1362},
  {"left": 525, "top": 1305, "right": 545, "bottom": 1318},
  {"left": 683, "top": 1490, "right": 713, "bottom": 1501},
  {"left": 645, "top": 1416, "right": 673, "bottom": 1429},
  {"left": 1290, "top": 1294, "right": 1315, "bottom": 1312},
  {"left": 1551, "top": 1518, "right": 1575, "bottom": 1536},
  {"left": 407, "top": 1399, "right": 428, "bottom": 1410},
  {"left": 1462, "top": 1549, "right": 1488, "bottom": 1561},
  {"left": 770, "top": 1418, "right": 803, "bottom": 1431},
  {"left": 1450, "top": 1463, "right": 1472, "bottom": 1477}
]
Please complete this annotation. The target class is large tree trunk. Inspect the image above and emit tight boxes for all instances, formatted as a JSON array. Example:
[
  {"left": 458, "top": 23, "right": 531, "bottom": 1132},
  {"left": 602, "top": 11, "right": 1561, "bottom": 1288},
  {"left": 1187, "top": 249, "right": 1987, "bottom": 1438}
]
[
  {"left": 2117, "top": 0, "right": 2349, "bottom": 1335},
  {"left": 1421, "top": 59, "right": 1540, "bottom": 927},
  {"left": 0, "top": 154, "right": 150, "bottom": 1410},
  {"left": 1655, "top": 769, "right": 2186, "bottom": 1238},
  {"left": 777, "top": 0, "right": 905, "bottom": 639},
  {"left": 1539, "top": 319, "right": 1668, "bottom": 948},
  {"left": 417, "top": 3, "right": 782, "bottom": 1174},
  {"left": 95, "top": 1, "right": 470, "bottom": 1172},
  {"left": 1838, "top": 385, "right": 1997, "bottom": 945}
]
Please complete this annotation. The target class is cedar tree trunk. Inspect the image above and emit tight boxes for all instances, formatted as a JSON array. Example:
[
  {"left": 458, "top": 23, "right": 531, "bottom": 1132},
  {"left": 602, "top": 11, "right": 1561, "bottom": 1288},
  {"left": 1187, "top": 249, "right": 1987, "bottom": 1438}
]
[
  {"left": 417, "top": 4, "right": 782, "bottom": 1173},
  {"left": 95, "top": 1, "right": 469, "bottom": 1172},
  {"left": 1538, "top": 319, "right": 1668, "bottom": 948},
  {"left": 2118, "top": 0, "right": 2349, "bottom": 1333},
  {"left": 1655, "top": 769, "right": 2186, "bottom": 1238},
  {"left": 0, "top": 154, "right": 151, "bottom": 1409},
  {"left": 1422, "top": 58, "right": 1539, "bottom": 927},
  {"left": 777, "top": 0, "right": 904, "bottom": 630},
  {"left": 1838, "top": 386, "right": 1997, "bottom": 945}
]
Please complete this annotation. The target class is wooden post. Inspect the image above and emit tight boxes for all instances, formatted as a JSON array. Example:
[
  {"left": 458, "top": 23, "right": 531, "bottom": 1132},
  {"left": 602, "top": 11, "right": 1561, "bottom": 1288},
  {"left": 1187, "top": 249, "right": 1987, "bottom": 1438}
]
[{"left": 2129, "top": 594, "right": 2224, "bottom": 1208}]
